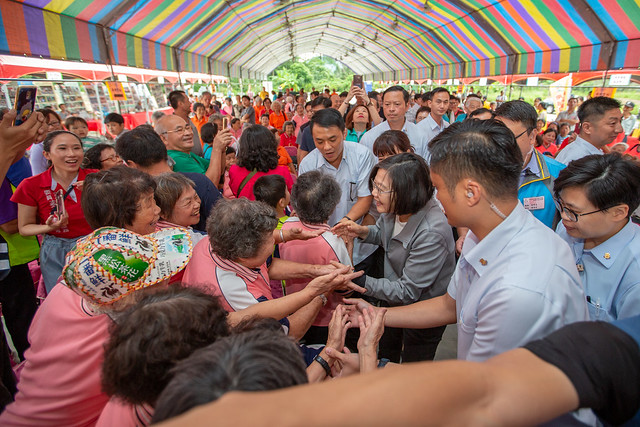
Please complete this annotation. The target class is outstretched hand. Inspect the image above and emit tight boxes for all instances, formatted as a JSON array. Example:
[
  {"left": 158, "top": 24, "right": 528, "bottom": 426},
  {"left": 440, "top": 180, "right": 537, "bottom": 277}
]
[
  {"left": 357, "top": 307, "right": 387, "bottom": 352},
  {"left": 0, "top": 109, "right": 47, "bottom": 159},
  {"left": 286, "top": 227, "right": 323, "bottom": 242},
  {"left": 326, "top": 304, "right": 350, "bottom": 351}
]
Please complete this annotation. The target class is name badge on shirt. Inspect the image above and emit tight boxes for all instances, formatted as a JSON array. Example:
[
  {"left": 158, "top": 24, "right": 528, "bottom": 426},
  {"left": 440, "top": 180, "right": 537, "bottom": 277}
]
[{"left": 523, "top": 196, "right": 545, "bottom": 211}]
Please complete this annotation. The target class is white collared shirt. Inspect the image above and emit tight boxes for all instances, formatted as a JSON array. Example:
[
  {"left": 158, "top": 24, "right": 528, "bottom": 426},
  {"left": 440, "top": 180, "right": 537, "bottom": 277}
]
[
  {"left": 555, "top": 135, "right": 603, "bottom": 165},
  {"left": 360, "top": 120, "right": 430, "bottom": 161},
  {"left": 415, "top": 113, "right": 450, "bottom": 159},
  {"left": 449, "top": 203, "right": 589, "bottom": 361},
  {"left": 298, "top": 141, "right": 377, "bottom": 264}
]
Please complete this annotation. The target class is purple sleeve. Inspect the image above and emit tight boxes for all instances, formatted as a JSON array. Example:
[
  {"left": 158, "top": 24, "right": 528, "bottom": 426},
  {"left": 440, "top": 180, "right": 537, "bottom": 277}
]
[{"left": 0, "top": 179, "right": 18, "bottom": 225}]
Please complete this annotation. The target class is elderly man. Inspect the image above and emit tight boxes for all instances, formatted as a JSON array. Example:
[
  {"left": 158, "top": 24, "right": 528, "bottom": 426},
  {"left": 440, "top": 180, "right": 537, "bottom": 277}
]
[
  {"left": 155, "top": 115, "right": 231, "bottom": 186},
  {"left": 455, "top": 94, "right": 483, "bottom": 122},
  {"left": 168, "top": 90, "right": 202, "bottom": 156}
]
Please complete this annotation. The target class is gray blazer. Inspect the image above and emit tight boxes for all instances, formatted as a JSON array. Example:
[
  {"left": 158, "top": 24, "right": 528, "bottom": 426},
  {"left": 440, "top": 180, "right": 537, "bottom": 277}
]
[{"left": 362, "top": 198, "right": 456, "bottom": 305}]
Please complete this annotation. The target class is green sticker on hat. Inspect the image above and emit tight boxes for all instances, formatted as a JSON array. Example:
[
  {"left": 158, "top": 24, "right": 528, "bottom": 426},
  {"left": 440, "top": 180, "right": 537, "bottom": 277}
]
[{"left": 93, "top": 249, "right": 149, "bottom": 283}]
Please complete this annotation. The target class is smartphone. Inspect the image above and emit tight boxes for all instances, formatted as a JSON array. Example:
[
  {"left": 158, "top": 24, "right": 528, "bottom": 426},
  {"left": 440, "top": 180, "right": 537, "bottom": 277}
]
[
  {"left": 54, "top": 189, "right": 66, "bottom": 219},
  {"left": 352, "top": 75, "right": 364, "bottom": 89},
  {"left": 13, "top": 86, "right": 37, "bottom": 126},
  {"left": 222, "top": 116, "right": 229, "bottom": 129}
]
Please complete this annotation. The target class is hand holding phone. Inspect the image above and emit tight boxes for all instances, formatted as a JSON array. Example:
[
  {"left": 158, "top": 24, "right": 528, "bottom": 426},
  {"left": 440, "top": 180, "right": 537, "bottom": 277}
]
[
  {"left": 222, "top": 117, "right": 230, "bottom": 129},
  {"left": 54, "top": 189, "right": 66, "bottom": 220}
]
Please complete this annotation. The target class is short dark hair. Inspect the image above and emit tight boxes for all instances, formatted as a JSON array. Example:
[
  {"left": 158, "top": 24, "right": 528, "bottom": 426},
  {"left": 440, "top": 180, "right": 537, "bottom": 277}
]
[
  {"left": 416, "top": 105, "right": 430, "bottom": 116},
  {"left": 200, "top": 122, "right": 217, "bottom": 145},
  {"left": 207, "top": 199, "right": 278, "bottom": 260},
  {"left": 291, "top": 171, "right": 341, "bottom": 224},
  {"left": 151, "top": 321, "right": 307, "bottom": 423},
  {"left": 82, "top": 143, "right": 115, "bottom": 169},
  {"left": 431, "top": 87, "right": 449, "bottom": 97},
  {"left": 578, "top": 96, "right": 622, "bottom": 124},
  {"left": 369, "top": 153, "right": 433, "bottom": 215},
  {"left": 428, "top": 119, "right": 522, "bottom": 200},
  {"left": 467, "top": 108, "right": 494, "bottom": 120},
  {"left": 64, "top": 116, "right": 88, "bottom": 130},
  {"left": 242, "top": 95, "right": 250, "bottom": 101},
  {"left": 82, "top": 165, "right": 156, "bottom": 229},
  {"left": 310, "top": 108, "right": 345, "bottom": 134},
  {"left": 450, "top": 94, "right": 459, "bottom": 101},
  {"left": 494, "top": 100, "right": 537, "bottom": 132},
  {"left": 372, "top": 130, "right": 413, "bottom": 157},
  {"left": 382, "top": 86, "right": 409, "bottom": 103},
  {"left": 115, "top": 126, "right": 168, "bottom": 167},
  {"left": 310, "top": 95, "right": 332, "bottom": 109},
  {"left": 339, "top": 91, "right": 349, "bottom": 97},
  {"left": 101, "top": 285, "right": 229, "bottom": 406},
  {"left": 42, "top": 130, "right": 83, "bottom": 153},
  {"left": 192, "top": 102, "right": 205, "bottom": 112},
  {"left": 37, "top": 108, "right": 61, "bottom": 124},
  {"left": 421, "top": 91, "right": 432, "bottom": 103},
  {"left": 253, "top": 175, "right": 287, "bottom": 208},
  {"left": 554, "top": 154, "right": 640, "bottom": 217},
  {"left": 168, "top": 90, "right": 187, "bottom": 109},
  {"left": 104, "top": 112, "right": 124, "bottom": 125},
  {"left": 236, "top": 125, "right": 279, "bottom": 173}
]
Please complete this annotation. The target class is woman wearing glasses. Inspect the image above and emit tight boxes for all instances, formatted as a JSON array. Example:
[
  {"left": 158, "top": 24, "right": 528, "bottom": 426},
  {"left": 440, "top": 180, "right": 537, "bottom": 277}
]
[
  {"left": 333, "top": 153, "right": 456, "bottom": 362},
  {"left": 82, "top": 144, "right": 121, "bottom": 170},
  {"left": 554, "top": 153, "right": 640, "bottom": 322},
  {"left": 11, "top": 130, "right": 97, "bottom": 293},
  {"left": 29, "top": 108, "right": 63, "bottom": 175}
]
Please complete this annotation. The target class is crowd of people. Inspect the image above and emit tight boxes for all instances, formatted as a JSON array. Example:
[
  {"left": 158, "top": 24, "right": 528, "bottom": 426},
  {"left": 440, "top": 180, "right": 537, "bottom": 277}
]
[{"left": 0, "top": 82, "right": 638, "bottom": 426}]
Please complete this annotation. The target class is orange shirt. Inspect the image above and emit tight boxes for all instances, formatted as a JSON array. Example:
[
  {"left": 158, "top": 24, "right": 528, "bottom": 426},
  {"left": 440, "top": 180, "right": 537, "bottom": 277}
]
[
  {"left": 277, "top": 145, "right": 292, "bottom": 167},
  {"left": 191, "top": 116, "right": 207, "bottom": 136},
  {"left": 270, "top": 112, "right": 286, "bottom": 131}
]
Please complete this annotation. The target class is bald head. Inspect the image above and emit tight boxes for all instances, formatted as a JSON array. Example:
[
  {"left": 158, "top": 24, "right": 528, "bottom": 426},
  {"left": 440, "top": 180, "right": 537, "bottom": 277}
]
[{"left": 155, "top": 115, "right": 186, "bottom": 136}]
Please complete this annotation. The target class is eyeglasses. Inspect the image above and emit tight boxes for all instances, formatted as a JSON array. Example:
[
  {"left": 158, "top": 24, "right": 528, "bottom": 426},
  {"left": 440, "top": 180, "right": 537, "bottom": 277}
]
[
  {"left": 371, "top": 181, "right": 393, "bottom": 194},
  {"left": 162, "top": 126, "right": 190, "bottom": 135},
  {"left": 47, "top": 121, "right": 61, "bottom": 128},
  {"left": 100, "top": 154, "right": 120, "bottom": 163},
  {"left": 553, "top": 198, "right": 612, "bottom": 222},
  {"left": 514, "top": 129, "right": 529, "bottom": 139}
]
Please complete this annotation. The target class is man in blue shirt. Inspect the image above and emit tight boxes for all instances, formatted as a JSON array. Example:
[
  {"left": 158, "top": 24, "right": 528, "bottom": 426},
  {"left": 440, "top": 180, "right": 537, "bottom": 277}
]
[{"left": 554, "top": 153, "right": 640, "bottom": 322}]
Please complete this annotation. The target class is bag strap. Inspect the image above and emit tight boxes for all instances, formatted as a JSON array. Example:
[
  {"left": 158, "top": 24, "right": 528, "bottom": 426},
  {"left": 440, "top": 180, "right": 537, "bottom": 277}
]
[{"left": 237, "top": 169, "right": 258, "bottom": 197}]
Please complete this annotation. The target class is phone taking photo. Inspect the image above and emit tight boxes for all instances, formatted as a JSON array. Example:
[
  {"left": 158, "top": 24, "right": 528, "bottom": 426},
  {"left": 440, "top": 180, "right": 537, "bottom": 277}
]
[
  {"left": 222, "top": 116, "right": 230, "bottom": 129},
  {"left": 352, "top": 75, "right": 364, "bottom": 89},
  {"left": 13, "top": 86, "right": 37, "bottom": 126}
]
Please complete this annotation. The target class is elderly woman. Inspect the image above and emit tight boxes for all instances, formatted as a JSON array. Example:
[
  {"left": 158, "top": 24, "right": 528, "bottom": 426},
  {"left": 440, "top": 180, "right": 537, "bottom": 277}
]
[
  {"left": 279, "top": 171, "right": 352, "bottom": 345},
  {"left": 269, "top": 101, "right": 286, "bottom": 132},
  {"left": 154, "top": 172, "right": 206, "bottom": 245},
  {"left": 333, "top": 153, "right": 456, "bottom": 363},
  {"left": 0, "top": 167, "right": 191, "bottom": 426},
  {"left": 228, "top": 125, "right": 294, "bottom": 199},
  {"left": 182, "top": 198, "right": 360, "bottom": 339}
]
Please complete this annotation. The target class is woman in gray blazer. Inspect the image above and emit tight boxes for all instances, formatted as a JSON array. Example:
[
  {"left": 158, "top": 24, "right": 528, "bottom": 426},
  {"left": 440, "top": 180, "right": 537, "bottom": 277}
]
[{"left": 333, "top": 153, "right": 456, "bottom": 362}]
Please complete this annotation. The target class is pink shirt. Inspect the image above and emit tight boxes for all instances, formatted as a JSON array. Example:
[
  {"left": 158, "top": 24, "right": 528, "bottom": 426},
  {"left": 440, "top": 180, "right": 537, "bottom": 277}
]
[
  {"left": 182, "top": 239, "right": 272, "bottom": 312},
  {"left": 96, "top": 399, "right": 153, "bottom": 427},
  {"left": 292, "top": 115, "right": 308, "bottom": 137},
  {"left": 1, "top": 284, "right": 111, "bottom": 426},
  {"left": 278, "top": 218, "right": 351, "bottom": 326}
]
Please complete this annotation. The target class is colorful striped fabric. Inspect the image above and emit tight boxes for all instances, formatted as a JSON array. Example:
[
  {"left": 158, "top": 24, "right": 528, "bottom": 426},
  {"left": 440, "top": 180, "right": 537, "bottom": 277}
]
[{"left": 3, "top": 0, "right": 640, "bottom": 79}]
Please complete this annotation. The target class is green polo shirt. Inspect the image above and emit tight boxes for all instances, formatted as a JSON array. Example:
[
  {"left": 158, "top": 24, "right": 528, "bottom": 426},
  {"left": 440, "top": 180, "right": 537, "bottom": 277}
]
[{"left": 168, "top": 150, "right": 210, "bottom": 174}]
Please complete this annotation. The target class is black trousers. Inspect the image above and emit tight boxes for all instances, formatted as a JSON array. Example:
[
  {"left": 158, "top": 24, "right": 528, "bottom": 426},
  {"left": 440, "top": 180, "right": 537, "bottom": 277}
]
[
  {"left": 378, "top": 324, "right": 446, "bottom": 363},
  {"left": 0, "top": 263, "right": 38, "bottom": 360}
]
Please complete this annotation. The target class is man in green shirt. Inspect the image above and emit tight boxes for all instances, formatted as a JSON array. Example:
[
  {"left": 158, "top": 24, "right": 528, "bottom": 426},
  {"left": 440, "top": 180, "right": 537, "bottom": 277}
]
[{"left": 155, "top": 115, "right": 231, "bottom": 186}]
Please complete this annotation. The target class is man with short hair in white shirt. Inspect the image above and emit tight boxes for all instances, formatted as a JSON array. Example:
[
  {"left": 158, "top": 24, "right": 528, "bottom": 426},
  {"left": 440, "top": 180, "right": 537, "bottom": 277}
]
[
  {"left": 347, "top": 118, "right": 588, "bottom": 362},
  {"left": 556, "top": 96, "right": 623, "bottom": 165},
  {"left": 298, "top": 109, "right": 377, "bottom": 266},
  {"left": 416, "top": 87, "right": 450, "bottom": 147},
  {"left": 556, "top": 97, "right": 580, "bottom": 128},
  {"left": 360, "top": 86, "right": 429, "bottom": 160}
]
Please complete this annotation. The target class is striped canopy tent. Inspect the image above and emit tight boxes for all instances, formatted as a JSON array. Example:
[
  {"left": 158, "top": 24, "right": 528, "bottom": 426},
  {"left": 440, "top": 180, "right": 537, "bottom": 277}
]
[{"left": 0, "top": 0, "right": 638, "bottom": 80}]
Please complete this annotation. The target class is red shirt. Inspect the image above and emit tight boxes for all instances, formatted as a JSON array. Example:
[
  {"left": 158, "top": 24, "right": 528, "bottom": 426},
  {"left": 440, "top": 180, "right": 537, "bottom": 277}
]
[
  {"left": 280, "top": 132, "right": 298, "bottom": 148},
  {"left": 11, "top": 168, "right": 96, "bottom": 238},
  {"left": 228, "top": 165, "right": 293, "bottom": 200},
  {"left": 536, "top": 143, "right": 558, "bottom": 156}
]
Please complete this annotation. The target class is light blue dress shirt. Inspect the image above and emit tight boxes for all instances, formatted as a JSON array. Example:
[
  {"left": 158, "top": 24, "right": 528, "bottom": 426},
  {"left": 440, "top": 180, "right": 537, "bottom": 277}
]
[
  {"left": 556, "top": 220, "right": 640, "bottom": 322},
  {"left": 555, "top": 135, "right": 603, "bottom": 165},
  {"left": 415, "top": 113, "right": 450, "bottom": 160},
  {"left": 359, "top": 120, "right": 430, "bottom": 161},
  {"left": 448, "top": 203, "right": 589, "bottom": 361},
  {"left": 298, "top": 140, "right": 377, "bottom": 264}
]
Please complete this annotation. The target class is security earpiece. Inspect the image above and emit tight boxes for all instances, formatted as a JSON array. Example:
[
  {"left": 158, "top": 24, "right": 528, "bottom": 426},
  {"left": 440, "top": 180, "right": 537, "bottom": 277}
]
[{"left": 466, "top": 192, "right": 473, "bottom": 198}]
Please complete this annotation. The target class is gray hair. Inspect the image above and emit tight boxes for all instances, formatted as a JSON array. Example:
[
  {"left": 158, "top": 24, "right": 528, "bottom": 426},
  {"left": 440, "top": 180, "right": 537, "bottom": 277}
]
[
  {"left": 291, "top": 171, "right": 341, "bottom": 224},
  {"left": 153, "top": 173, "right": 195, "bottom": 220},
  {"left": 207, "top": 199, "right": 277, "bottom": 260}
]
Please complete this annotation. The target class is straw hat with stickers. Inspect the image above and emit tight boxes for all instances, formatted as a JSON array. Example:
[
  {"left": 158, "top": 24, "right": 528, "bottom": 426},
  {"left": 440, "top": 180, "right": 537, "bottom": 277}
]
[{"left": 62, "top": 226, "right": 193, "bottom": 306}]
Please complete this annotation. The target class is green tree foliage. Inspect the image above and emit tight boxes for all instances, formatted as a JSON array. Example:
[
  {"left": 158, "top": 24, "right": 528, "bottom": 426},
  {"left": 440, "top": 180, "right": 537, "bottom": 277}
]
[{"left": 270, "top": 56, "right": 353, "bottom": 92}]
